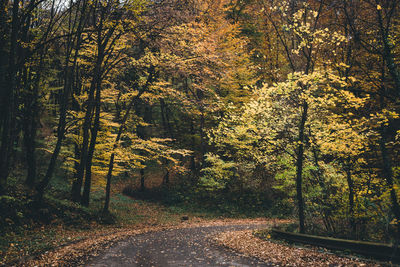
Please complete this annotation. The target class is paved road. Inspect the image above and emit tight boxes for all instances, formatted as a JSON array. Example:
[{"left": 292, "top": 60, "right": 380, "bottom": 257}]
[{"left": 87, "top": 224, "right": 272, "bottom": 267}]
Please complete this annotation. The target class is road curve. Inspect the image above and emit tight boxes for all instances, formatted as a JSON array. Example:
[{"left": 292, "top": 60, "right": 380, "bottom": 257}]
[{"left": 87, "top": 224, "right": 272, "bottom": 267}]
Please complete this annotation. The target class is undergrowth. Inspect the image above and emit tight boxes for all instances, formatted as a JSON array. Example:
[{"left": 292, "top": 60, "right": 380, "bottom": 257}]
[
  {"left": 122, "top": 182, "right": 291, "bottom": 219},
  {"left": 0, "top": 171, "right": 287, "bottom": 266},
  {"left": 0, "top": 175, "right": 182, "bottom": 266}
]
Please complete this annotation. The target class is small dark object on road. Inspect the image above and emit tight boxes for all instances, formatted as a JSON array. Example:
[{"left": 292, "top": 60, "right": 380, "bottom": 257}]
[{"left": 181, "top": 215, "right": 189, "bottom": 221}]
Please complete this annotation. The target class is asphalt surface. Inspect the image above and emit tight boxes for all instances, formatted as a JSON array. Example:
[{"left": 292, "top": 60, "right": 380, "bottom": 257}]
[{"left": 87, "top": 224, "right": 272, "bottom": 267}]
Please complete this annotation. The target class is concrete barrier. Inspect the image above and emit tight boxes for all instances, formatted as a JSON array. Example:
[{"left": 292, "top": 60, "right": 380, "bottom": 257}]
[{"left": 271, "top": 229, "right": 400, "bottom": 262}]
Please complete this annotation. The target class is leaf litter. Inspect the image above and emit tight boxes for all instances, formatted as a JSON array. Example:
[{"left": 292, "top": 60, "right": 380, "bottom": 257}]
[{"left": 213, "top": 230, "right": 385, "bottom": 266}]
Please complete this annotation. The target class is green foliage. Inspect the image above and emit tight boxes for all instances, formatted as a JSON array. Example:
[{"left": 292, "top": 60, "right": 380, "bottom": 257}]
[{"left": 199, "top": 153, "right": 238, "bottom": 191}]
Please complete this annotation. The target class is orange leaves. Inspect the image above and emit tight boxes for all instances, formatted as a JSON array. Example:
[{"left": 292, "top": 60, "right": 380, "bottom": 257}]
[{"left": 214, "top": 230, "right": 374, "bottom": 266}]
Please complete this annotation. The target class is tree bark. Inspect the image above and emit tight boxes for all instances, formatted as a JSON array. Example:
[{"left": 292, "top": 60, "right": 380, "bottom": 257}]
[
  {"left": 0, "top": 0, "right": 19, "bottom": 195},
  {"left": 379, "top": 128, "right": 400, "bottom": 239},
  {"left": 345, "top": 165, "right": 356, "bottom": 237},
  {"left": 199, "top": 111, "right": 206, "bottom": 168},
  {"left": 163, "top": 169, "right": 169, "bottom": 185},
  {"left": 190, "top": 120, "right": 196, "bottom": 174},
  {"left": 81, "top": 72, "right": 102, "bottom": 207},
  {"left": 23, "top": 107, "right": 37, "bottom": 187},
  {"left": 376, "top": 5, "right": 400, "bottom": 96},
  {"left": 140, "top": 168, "right": 145, "bottom": 192},
  {"left": 70, "top": 70, "right": 97, "bottom": 202},
  {"left": 24, "top": 52, "right": 44, "bottom": 187},
  {"left": 296, "top": 101, "right": 308, "bottom": 234}
]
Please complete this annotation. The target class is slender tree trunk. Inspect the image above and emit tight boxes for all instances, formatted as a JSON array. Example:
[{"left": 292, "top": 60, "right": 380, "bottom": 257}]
[
  {"left": 163, "top": 169, "right": 169, "bottom": 185},
  {"left": 379, "top": 128, "right": 400, "bottom": 239},
  {"left": 80, "top": 8, "right": 109, "bottom": 204},
  {"left": 163, "top": 100, "right": 174, "bottom": 139},
  {"left": 160, "top": 99, "right": 168, "bottom": 135},
  {"left": 160, "top": 99, "right": 171, "bottom": 186},
  {"left": 311, "top": 146, "right": 333, "bottom": 233},
  {"left": 36, "top": 110, "right": 66, "bottom": 202},
  {"left": 376, "top": 6, "right": 400, "bottom": 96},
  {"left": 24, "top": 117, "right": 37, "bottom": 187},
  {"left": 296, "top": 101, "right": 308, "bottom": 234},
  {"left": 70, "top": 0, "right": 95, "bottom": 202},
  {"left": 36, "top": 67, "right": 71, "bottom": 202},
  {"left": 138, "top": 99, "right": 153, "bottom": 193},
  {"left": 190, "top": 120, "right": 196, "bottom": 173},
  {"left": 103, "top": 114, "right": 131, "bottom": 212},
  {"left": 103, "top": 68, "right": 153, "bottom": 213},
  {"left": 24, "top": 54, "right": 44, "bottom": 187},
  {"left": 0, "top": 0, "right": 7, "bottom": 142},
  {"left": 376, "top": 45, "right": 400, "bottom": 239},
  {"left": 103, "top": 103, "right": 132, "bottom": 213},
  {"left": 74, "top": 143, "right": 80, "bottom": 174},
  {"left": 103, "top": 151, "right": 115, "bottom": 213},
  {"left": 199, "top": 111, "right": 206, "bottom": 168},
  {"left": 345, "top": 165, "right": 356, "bottom": 237},
  {"left": 71, "top": 79, "right": 96, "bottom": 202},
  {"left": 0, "top": 0, "right": 19, "bottom": 195},
  {"left": 36, "top": 0, "right": 87, "bottom": 202},
  {"left": 140, "top": 169, "right": 145, "bottom": 192},
  {"left": 81, "top": 74, "right": 102, "bottom": 207}
]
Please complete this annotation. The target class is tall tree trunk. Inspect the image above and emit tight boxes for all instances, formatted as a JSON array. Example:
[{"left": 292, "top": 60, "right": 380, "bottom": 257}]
[
  {"left": 81, "top": 74, "right": 102, "bottom": 207},
  {"left": 24, "top": 112, "right": 37, "bottom": 187},
  {"left": 311, "top": 145, "right": 333, "bottom": 233},
  {"left": 160, "top": 99, "right": 168, "bottom": 136},
  {"left": 24, "top": 53, "right": 43, "bottom": 187},
  {"left": 0, "top": 0, "right": 19, "bottom": 195},
  {"left": 74, "top": 143, "right": 80, "bottom": 174},
  {"left": 137, "top": 100, "right": 152, "bottom": 193},
  {"left": 163, "top": 169, "right": 169, "bottom": 185},
  {"left": 199, "top": 111, "right": 206, "bottom": 168},
  {"left": 345, "top": 165, "right": 356, "bottom": 237},
  {"left": 36, "top": 70, "right": 70, "bottom": 202},
  {"left": 70, "top": 78, "right": 96, "bottom": 202},
  {"left": 36, "top": 88, "right": 68, "bottom": 202},
  {"left": 103, "top": 99, "right": 135, "bottom": 213},
  {"left": 70, "top": 0, "right": 96, "bottom": 202},
  {"left": 376, "top": 5, "right": 400, "bottom": 96},
  {"left": 160, "top": 99, "right": 172, "bottom": 185},
  {"left": 140, "top": 169, "right": 145, "bottom": 192},
  {"left": 103, "top": 151, "right": 115, "bottom": 213},
  {"left": 0, "top": 0, "right": 7, "bottom": 141},
  {"left": 190, "top": 120, "right": 196, "bottom": 173},
  {"left": 160, "top": 99, "right": 174, "bottom": 139},
  {"left": 379, "top": 128, "right": 400, "bottom": 239},
  {"left": 36, "top": 0, "right": 87, "bottom": 202},
  {"left": 376, "top": 44, "right": 400, "bottom": 239},
  {"left": 296, "top": 101, "right": 308, "bottom": 233}
]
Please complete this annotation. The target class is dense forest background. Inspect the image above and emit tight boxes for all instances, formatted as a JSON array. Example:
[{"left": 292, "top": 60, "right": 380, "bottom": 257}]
[{"left": 0, "top": 0, "right": 399, "bottom": 246}]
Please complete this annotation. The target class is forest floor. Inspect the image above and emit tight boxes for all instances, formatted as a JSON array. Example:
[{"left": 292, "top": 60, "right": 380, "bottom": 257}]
[
  {"left": 214, "top": 230, "right": 382, "bottom": 266},
  {"left": 16, "top": 218, "right": 383, "bottom": 267},
  {"left": 10, "top": 217, "right": 380, "bottom": 267},
  {"left": 0, "top": 177, "right": 388, "bottom": 266},
  {"left": 0, "top": 175, "right": 273, "bottom": 266}
]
